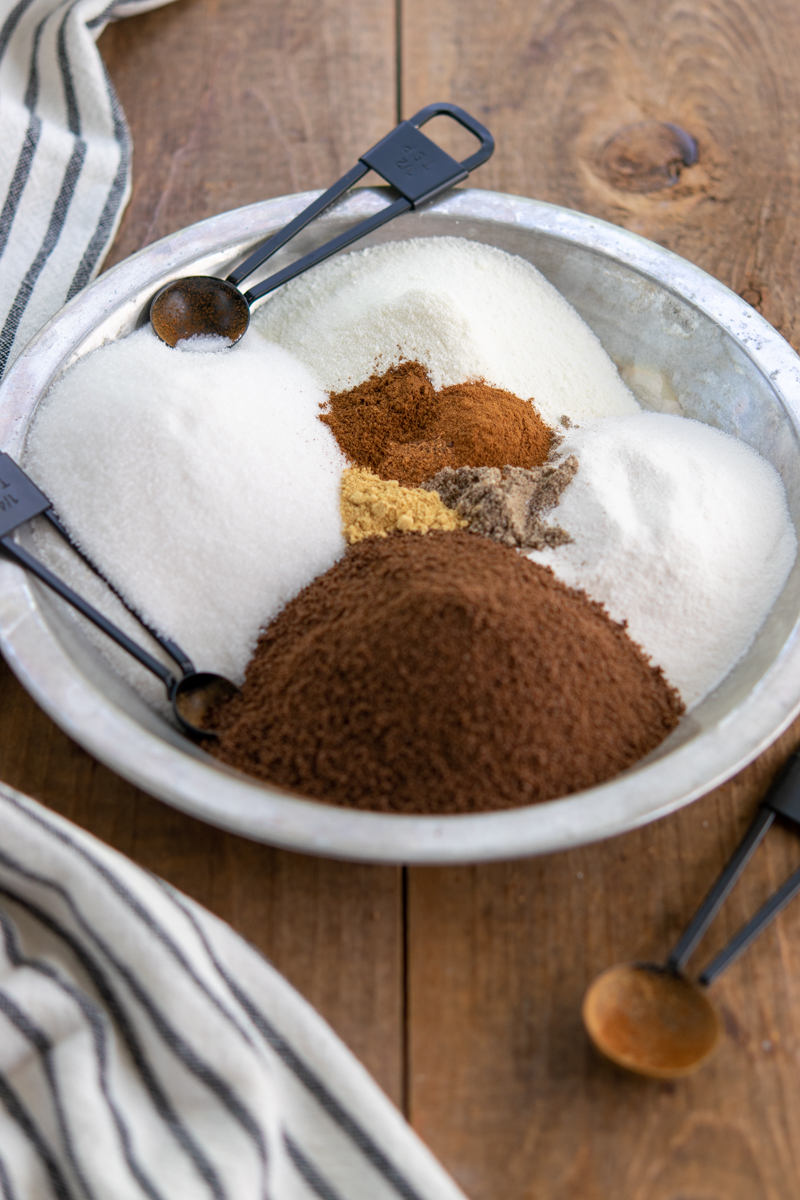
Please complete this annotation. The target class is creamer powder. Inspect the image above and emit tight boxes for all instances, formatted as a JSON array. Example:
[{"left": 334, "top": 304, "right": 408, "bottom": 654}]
[{"left": 253, "top": 237, "right": 641, "bottom": 427}]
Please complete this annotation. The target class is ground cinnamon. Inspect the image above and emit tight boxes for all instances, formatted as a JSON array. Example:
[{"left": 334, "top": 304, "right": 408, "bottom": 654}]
[
  {"left": 210, "top": 532, "right": 683, "bottom": 813},
  {"left": 321, "top": 361, "right": 553, "bottom": 486}
]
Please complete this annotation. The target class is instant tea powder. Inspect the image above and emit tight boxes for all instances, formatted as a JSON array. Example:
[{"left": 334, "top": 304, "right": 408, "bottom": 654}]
[{"left": 210, "top": 532, "right": 683, "bottom": 813}]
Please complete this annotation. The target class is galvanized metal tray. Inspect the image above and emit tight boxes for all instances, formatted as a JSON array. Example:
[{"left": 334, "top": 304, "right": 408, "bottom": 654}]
[{"left": 1, "top": 187, "right": 799, "bottom": 863}]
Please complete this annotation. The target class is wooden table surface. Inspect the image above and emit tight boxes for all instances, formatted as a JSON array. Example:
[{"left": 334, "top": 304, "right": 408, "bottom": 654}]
[{"left": 6, "top": 1, "right": 800, "bottom": 1196}]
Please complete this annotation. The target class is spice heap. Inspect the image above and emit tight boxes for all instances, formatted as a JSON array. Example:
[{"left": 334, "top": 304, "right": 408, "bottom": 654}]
[
  {"left": 209, "top": 531, "right": 684, "bottom": 813},
  {"left": 341, "top": 468, "right": 464, "bottom": 544},
  {"left": 424, "top": 458, "right": 578, "bottom": 550},
  {"left": 321, "top": 360, "right": 553, "bottom": 486},
  {"left": 24, "top": 235, "right": 800, "bottom": 818}
]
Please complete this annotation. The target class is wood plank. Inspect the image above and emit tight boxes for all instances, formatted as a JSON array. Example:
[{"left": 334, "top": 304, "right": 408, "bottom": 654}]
[
  {"left": 0, "top": 0, "right": 403, "bottom": 1105},
  {"left": 402, "top": 0, "right": 800, "bottom": 1193},
  {"left": 99, "top": 0, "right": 397, "bottom": 267},
  {"left": 401, "top": 0, "right": 800, "bottom": 347},
  {"left": 408, "top": 724, "right": 800, "bottom": 1200},
  {"left": 0, "top": 653, "right": 404, "bottom": 1104}
]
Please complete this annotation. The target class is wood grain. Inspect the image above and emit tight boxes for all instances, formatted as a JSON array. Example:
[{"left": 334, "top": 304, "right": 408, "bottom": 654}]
[
  {"left": 402, "top": 1, "right": 800, "bottom": 1194},
  {"left": 99, "top": 0, "right": 397, "bottom": 266},
  {"left": 407, "top": 725, "right": 800, "bottom": 1200},
  {"left": 0, "top": 0, "right": 403, "bottom": 1106},
  {"left": 402, "top": 0, "right": 800, "bottom": 348},
  {"left": 4, "top": 0, "right": 800, "bottom": 1194}
]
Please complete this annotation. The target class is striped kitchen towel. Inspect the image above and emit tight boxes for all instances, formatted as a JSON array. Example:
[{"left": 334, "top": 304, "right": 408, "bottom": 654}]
[
  {"left": 0, "top": 783, "right": 465, "bottom": 1200},
  {"left": 0, "top": 0, "right": 171, "bottom": 379}
]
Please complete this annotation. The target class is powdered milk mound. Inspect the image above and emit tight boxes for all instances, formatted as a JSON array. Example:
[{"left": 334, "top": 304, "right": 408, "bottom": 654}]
[
  {"left": 24, "top": 327, "right": 347, "bottom": 700},
  {"left": 252, "top": 237, "right": 640, "bottom": 427},
  {"left": 529, "top": 412, "right": 797, "bottom": 707}
]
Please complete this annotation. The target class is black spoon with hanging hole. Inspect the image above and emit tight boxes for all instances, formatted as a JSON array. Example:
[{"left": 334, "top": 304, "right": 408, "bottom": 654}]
[
  {"left": 0, "top": 452, "right": 238, "bottom": 737},
  {"left": 149, "top": 102, "right": 495, "bottom": 347}
]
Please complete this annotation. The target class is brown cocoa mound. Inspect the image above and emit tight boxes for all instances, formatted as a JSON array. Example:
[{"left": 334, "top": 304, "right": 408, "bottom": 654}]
[
  {"left": 321, "top": 361, "right": 553, "bottom": 487},
  {"left": 210, "top": 532, "right": 684, "bottom": 814}
]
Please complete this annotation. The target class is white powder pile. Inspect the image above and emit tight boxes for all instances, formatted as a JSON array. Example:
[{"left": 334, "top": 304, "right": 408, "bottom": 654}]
[
  {"left": 24, "top": 326, "right": 347, "bottom": 692},
  {"left": 529, "top": 412, "right": 797, "bottom": 707},
  {"left": 252, "top": 237, "right": 641, "bottom": 427},
  {"left": 175, "top": 333, "right": 234, "bottom": 352}
]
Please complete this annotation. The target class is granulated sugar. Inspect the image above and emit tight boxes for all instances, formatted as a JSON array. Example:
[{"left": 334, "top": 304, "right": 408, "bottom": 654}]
[
  {"left": 253, "top": 237, "right": 641, "bottom": 427},
  {"left": 529, "top": 412, "right": 797, "bottom": 706},
  {"left": 24, "top": 327, "right": 347, "bottom": 691}
]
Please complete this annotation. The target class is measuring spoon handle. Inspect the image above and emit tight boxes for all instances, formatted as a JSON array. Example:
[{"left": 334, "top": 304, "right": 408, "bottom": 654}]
[
  {"left": 699, "top": 862, "right": 800, "bottom": 985},
  {"left": 667, "top": 805, "right": 775, "bottom": 973},
  {"left": 244, "top": 196, "right": 411, "bottom": 305},
  {"left": 1, "top": 536, "right": 176, "bottom": 691},
  {"left": 43, "top": 510, "right": 194, "bottom": 676},
  {"left": 227, "top": 162, "right": 369, "bottom": 288},
  {"left": 236, "top": 102, "right": 494, "bottom": 304}
]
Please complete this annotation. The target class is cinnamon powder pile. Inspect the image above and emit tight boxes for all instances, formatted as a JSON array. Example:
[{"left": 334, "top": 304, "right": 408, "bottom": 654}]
[
  {"left": 321, "top": 361, "right": 553, "bottom": 486},
  {"left": 210, "top": 532, "right": 683, "bottom": 813}
]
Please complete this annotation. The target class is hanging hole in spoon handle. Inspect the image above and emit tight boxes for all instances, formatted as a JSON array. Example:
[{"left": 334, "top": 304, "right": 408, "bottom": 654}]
[{"left": 149, "top": 103, "right": 494, "bottom": 347}]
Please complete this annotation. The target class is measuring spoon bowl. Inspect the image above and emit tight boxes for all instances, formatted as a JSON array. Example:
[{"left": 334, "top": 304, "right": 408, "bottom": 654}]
[
  {"left": 582, "top": 962, "right": 721, "bottom": 1078},
  {"left": 150, "top": 276, "right": 250, "bottom": 347},
  {"left": 171, "top": 671, "right": 241, "bottom": 738}
]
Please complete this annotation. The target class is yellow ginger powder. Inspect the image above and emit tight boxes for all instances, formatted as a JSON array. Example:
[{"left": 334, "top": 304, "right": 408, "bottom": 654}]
[{"left": 341, "top": 468, "right": 465, "bottom": 544}]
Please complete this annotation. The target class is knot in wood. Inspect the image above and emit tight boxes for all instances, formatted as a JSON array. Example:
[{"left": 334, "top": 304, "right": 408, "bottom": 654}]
[{"left": 600, "top": 121, "right": 698, "bottom": 193}]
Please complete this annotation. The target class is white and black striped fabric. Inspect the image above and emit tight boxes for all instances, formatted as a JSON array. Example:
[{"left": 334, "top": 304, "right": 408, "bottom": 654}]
[
  {"left": 0, "top": 10, "right": 466, "bottom": 1195},
  {"left": 0, "top": 0, "right": 170, "bottom": 378},
  {"left": 0, "top": 783, "right": 466, "bottom": 1200}
]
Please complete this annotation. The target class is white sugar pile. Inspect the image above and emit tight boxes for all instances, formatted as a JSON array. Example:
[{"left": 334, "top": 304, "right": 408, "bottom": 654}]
[
  {"left": 529, "top": 412, "right": 797, "bottom": 706},
  {"left": 252, "top": 237, "right": 641, "bottom": 427},
  {"left": 24, "top": 327, "right": 347, "bottom": 696}
]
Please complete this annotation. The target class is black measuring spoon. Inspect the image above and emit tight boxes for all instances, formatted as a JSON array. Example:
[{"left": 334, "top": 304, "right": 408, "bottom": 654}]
[
  {"left": 583, "top": 750, "right": 800, "bottom": 1077},
  {"left": 149, "top": 102, "right": 494, "bottom": 347},
  {"left": 0, "top": 453, "right": 238, "bottom": 737}
]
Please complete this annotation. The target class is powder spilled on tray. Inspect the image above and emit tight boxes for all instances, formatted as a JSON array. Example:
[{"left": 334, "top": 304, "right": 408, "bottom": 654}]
[
  {"left": 209, "top": 531, "right": 684, "bottom": 813},
  {"left": 321, "top": 360, "right": 553, "bottom": 486}
]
